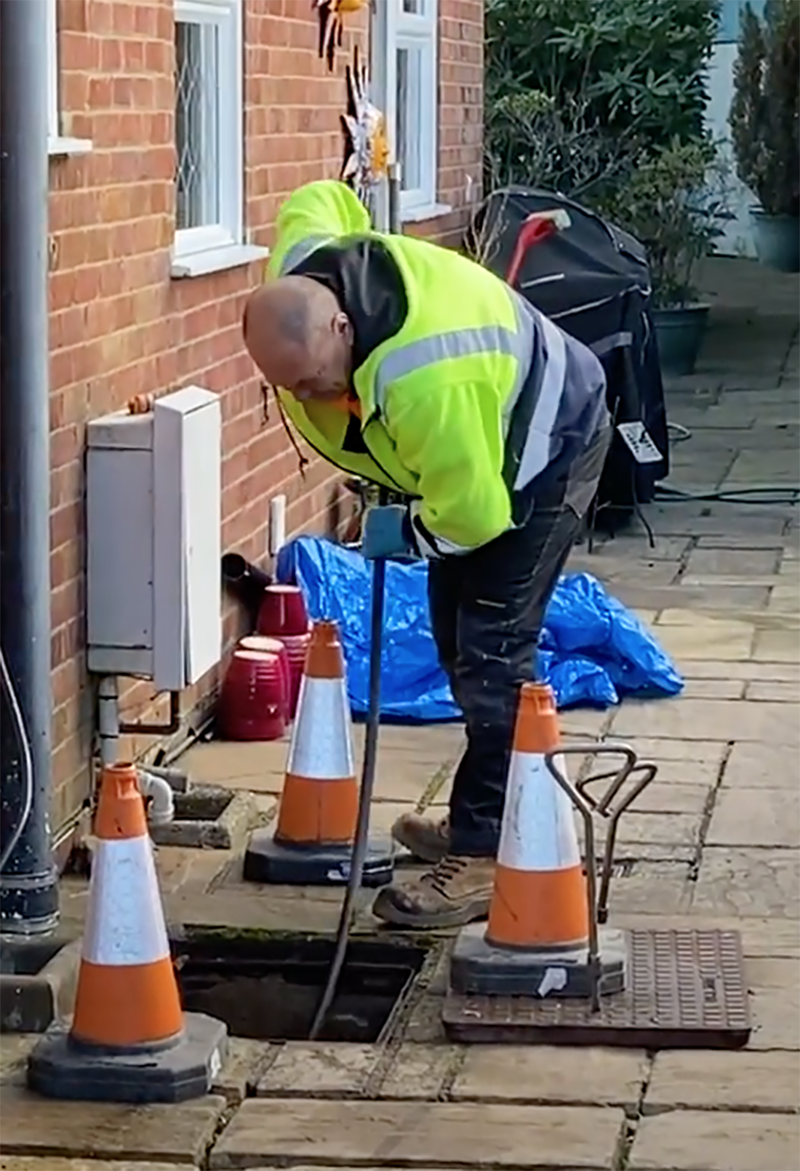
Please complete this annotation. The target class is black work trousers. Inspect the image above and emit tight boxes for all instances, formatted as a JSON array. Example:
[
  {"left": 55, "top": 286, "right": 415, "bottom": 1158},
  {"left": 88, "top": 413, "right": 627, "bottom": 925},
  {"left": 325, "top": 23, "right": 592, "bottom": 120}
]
[{"left": 428, "top": 425, "right": 612, "bottom": 857}]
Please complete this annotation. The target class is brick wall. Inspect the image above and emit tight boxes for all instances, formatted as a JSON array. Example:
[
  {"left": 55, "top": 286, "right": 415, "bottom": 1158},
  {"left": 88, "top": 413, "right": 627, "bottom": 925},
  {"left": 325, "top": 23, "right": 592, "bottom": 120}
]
[{"left": 47, "top": 0, "right": 484, "bottom": 840}]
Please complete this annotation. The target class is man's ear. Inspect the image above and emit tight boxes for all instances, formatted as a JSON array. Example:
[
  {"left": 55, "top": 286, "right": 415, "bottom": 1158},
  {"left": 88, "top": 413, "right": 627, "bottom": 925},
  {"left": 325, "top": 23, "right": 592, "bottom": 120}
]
[{"left": 333, "top": 311, "right": 352, "bottom": 340}]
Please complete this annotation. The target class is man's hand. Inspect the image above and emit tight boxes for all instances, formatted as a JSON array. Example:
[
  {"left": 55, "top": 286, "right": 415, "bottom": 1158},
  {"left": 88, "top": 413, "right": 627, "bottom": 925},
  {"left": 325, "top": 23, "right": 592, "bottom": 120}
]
[{"left": 362, "top": 505, "right": 417, "bottom": 561}]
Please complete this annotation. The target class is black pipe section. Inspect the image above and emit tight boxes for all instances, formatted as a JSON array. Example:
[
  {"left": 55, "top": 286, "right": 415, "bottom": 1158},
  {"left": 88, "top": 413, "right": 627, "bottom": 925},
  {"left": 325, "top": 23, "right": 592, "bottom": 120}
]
[
  {"left": 0, "top": 1, "right": 60, "bottom": 932},
  {"left": 221, "top": 552, "right": 272, "bottom": 626}
]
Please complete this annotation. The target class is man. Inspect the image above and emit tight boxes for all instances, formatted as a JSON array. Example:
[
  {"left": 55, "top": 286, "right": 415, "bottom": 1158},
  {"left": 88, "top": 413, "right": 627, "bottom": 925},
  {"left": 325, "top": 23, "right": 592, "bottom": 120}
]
[{"left": 243, "top": 179, "right": 611, "bottom": 929}]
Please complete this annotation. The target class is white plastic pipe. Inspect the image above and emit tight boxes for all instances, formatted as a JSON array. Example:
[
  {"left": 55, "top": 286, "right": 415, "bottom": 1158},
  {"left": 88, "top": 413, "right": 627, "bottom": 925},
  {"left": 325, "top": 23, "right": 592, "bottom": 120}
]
[
  {"left": 138, "top": 768, "right": 175, "bottom": 827},
  {"left": 269, "top": 493, "right": 287, "bottom": 556}
]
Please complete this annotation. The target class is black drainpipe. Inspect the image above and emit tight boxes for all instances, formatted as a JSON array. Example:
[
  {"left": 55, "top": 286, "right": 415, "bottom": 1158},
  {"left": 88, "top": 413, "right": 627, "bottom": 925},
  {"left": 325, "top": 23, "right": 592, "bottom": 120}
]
[{"left": 0, "top": 0, "right": 60, "bottom": 933}]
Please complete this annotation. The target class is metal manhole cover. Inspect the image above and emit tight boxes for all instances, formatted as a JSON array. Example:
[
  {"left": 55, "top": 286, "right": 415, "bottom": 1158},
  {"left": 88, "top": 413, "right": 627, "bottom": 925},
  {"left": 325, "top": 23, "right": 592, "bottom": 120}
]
[{"left": 442, "top": 929, "right": 751, "bottom": 1049}]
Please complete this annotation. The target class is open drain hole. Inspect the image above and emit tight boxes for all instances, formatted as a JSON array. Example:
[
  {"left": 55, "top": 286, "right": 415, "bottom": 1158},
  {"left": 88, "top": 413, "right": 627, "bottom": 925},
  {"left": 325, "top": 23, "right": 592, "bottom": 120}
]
[
  {"left": 172, "top": 789, "right": 232, "bottom": 821},
  {"left": 172, "top": 935, "right": 427, "bottom": 1043}
]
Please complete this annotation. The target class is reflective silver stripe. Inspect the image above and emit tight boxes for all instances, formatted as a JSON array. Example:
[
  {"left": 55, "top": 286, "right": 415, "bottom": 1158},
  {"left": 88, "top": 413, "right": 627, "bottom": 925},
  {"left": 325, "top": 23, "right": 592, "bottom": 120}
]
[
  {"left": 513, "top": 311, "right": 568, "bottom": 491},
  {"left": 278, "top": 235, "right": 333, "bottom": 275},
  {"left": 591, "top": 330, "right": 633, "bottom": 357},
  {"left": 373, "top": 290, "right": 535, "bottom": 414},
  {"left": 408, "top": 500, "right": 473, "bottom": 559},
  {"left": 500, "top": 292, "right": 537, "bottom": 428}
]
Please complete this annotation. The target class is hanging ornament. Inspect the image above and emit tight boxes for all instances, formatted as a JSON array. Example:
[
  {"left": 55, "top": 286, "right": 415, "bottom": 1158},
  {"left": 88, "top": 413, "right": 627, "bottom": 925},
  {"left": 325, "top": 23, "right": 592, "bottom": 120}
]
[
  {"left": 340, "top": 44, "right": 390, "bottom": 205},
  {"left": 313, "top": 0, "right": 368, "bottom": 72}
]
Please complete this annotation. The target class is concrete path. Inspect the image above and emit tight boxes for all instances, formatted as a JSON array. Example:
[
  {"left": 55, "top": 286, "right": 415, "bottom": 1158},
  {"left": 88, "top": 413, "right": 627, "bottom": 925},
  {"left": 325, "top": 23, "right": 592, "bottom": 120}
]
[{"left": 2, "top": 257, "right": 798, "bottom": 1170}]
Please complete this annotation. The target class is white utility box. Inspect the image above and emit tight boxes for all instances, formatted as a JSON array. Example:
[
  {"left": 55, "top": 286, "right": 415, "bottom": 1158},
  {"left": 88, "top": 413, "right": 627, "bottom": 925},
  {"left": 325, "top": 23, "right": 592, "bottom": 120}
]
[{"left": 86, "top": 386, "right": 222, "bottom": 691}]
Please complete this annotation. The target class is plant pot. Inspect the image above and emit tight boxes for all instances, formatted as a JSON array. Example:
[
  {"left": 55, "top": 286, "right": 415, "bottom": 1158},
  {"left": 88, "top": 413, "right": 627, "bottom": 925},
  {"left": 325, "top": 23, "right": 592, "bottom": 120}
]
[
  {"left": 652, "top": 303, "right": 711, "bottom": 378},
  {"left": 751, "top": 210, "right": 800, "bottom": 274}
]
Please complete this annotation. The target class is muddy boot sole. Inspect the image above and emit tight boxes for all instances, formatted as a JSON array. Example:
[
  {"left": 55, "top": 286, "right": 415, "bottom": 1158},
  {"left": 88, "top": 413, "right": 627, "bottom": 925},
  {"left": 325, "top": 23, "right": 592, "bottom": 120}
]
[{"left": 371, "top": 888, "right": 490, "bottom": 929}]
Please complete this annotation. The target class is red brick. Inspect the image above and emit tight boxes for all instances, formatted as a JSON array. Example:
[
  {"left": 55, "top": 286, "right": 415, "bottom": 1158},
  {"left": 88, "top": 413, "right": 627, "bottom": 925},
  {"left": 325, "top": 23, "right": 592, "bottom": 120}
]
[{"left": 47, "top": 0, "right": 484, "bottom": 831}]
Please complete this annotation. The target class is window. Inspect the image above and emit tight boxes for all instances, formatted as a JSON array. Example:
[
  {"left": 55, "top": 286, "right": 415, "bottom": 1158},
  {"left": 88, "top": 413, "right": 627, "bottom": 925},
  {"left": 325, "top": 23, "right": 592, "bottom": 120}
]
[
  {"left": 173, "top": 0, "right": 244, "bottom": 261},
  {"left": 387, "top": 0, "right": 440, "bottom": 219},
  {"left": 45, "top": 0, "right": 92, "bottom": 155},
  {"left": 46, "top": 0, "right": 59, "bottom": 141}
]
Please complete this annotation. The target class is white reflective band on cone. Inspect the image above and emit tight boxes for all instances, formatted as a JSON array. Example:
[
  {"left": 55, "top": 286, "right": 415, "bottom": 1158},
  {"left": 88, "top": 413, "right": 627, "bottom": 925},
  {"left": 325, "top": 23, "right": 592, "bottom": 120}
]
[
  {"left": 81, "top": 835, "right": 171, "bottom": 966},
  {"left": 287, "top": 676, "right": 355, "bottom": 780},
  {"left": 496, "top": 751, "right": 581, "bottom": 873}
]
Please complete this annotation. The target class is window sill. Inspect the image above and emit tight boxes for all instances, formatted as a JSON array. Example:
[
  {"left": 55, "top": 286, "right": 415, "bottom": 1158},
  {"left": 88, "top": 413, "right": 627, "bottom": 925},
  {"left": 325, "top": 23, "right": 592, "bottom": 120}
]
[
  {"left": 48, "top": 135, "right": 93, "bottom": 158},
  {"left": 170, "top": 243, "right": 270, "bottom": 280},
  {"left": 401, "top": 202, "right": 453, "bottom": 225}
]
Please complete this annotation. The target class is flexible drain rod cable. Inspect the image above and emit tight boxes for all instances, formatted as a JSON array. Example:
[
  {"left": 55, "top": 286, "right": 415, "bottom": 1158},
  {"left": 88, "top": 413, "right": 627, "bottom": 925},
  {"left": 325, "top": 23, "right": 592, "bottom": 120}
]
[
  {"left": 0, "top": 646, "right": 35, "bottom": 873},
  {"left": 308, "top": 526, "right": 387, "bottom": 1040},
  {"left": 654, "top": 484, "right": 800, "bottom": 507},
  {"left": 309, "top": 168, "right": 402, "bottom": 1042}
]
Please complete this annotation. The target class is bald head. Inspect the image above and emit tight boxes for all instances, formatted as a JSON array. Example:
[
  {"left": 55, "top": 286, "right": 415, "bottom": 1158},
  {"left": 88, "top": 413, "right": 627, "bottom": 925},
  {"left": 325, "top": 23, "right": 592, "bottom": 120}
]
[{"left": 243, "top": 276, "right": 354, "bottom": 402}]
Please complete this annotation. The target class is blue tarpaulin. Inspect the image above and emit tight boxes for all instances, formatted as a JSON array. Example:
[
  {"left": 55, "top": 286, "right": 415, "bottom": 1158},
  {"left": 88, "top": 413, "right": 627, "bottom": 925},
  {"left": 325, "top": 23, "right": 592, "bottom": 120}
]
[{"left": 276, "top": 536, "right": 683, "bottom": 721}]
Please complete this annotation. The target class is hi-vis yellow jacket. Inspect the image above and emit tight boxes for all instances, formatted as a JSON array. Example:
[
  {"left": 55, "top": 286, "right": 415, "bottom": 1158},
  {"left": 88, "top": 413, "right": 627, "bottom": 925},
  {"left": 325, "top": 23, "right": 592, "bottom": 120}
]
[{"left": 268, "top": 180, "right": 607, "bottom": 557}]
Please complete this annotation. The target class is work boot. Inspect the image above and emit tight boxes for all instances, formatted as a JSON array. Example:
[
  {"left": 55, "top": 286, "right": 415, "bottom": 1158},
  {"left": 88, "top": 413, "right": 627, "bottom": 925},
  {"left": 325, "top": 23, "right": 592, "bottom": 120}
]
[
  {"left": 391, "top": 812, "right": 450, "bottom": 863},
  {"left": 371, "top": 855, "right": 495, "bottom": 928}
]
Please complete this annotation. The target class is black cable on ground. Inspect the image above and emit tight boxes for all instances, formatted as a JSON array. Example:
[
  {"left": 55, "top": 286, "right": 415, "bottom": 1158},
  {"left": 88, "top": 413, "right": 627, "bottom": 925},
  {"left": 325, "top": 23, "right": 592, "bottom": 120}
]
[
  {"left": 654, "top": 484, "right": 800, "bottom": 506},
  {"left": 0, "top": 646, "right": 34, "bottom": 873}
]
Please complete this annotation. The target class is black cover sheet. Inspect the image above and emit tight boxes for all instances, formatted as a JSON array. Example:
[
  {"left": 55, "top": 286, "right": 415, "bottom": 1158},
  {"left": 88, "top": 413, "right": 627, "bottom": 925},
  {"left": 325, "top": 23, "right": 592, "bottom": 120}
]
[{"left": 471, "top": 186, "right": 670, "bottom": 528}]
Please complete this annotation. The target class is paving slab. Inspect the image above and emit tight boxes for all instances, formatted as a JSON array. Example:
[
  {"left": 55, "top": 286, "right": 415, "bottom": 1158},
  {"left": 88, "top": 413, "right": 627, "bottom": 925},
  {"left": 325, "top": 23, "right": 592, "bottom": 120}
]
[
  {"left": 744, "top": 680, "right": 798, "bottom": 701},
  {"left": 254, "top": 1043, "right": 379, "bottom": 1098},
  {"left": 378, "top": 1043, "right": 459, "bottom": 1099},
  {"left": 167, "top": 880, "right": 370, "bottom": 935},
  {"left": 610, "top": 737, "right": 728, "bottom": 765},
  {"left": 610, "top": 912, "right": 800, "bottom": 958},
  {"left": 697, "top": 534, "right": 788, "bottom": 550},
  {"left": 180, "top": 727, "right": 461, "bottom": 806},
  {"left": 400, "top": 992, "right": 448, "bottom": 1044},
  {"left": 674, "top": 583, "right": 774, "bottom": 610},
  {"left": 752, "top": 628, "right": 800, "bottom": 662},
  {"left": 451, "top": 1046, "right": 648, "bottom": 1109},
  {"left": 683, "top": 547, "right": 781, "bottom": 577},
  {"left": 0, "top": 1037, "right": 37, "bottom": 1086},
  {"left": 690, "top": 847, "right": 800, "bottom": 919},
  {"left": 655, "top": 610, "right": 756, "bottom": 631},
  {"left": 629, "top": 1109, "right": 800, "bottom": 1171},
  {"left": 707, "top": 788, "right": 799, "bottom": 848},
  {"left": 722, "top": 741, "right": 800, "bottom": 788},
  {"left": 629, "top": 782, "right": 710, "bottom": 816},
  {"left": 646, "top": 1048, "right": 800, "bottom": 1113},
  {"left": 679, "top": 676, "right": 746, "bottom": 698},
  {"left": 577, "top": 812, "right": 699, "bottom": 853},
  {"left": 605, "top": 863, "right": 692, "bottom": 916},
  {"left": 212, "top": 1037, "right": 275, "bottom": 1103},
  {"left": 680, "top": 659, "right": 799, "bottom": 681},
  {"left": 609, "top": 698, "right": 799, "bottom": 746},
  {"left": 208, "top": 1098, "right": 624, "bottom": 1169},
  {"left": 0, "top": 1162, "right": 194, "bottom": 1171},
  {"left": 0, "top": 1089, "right": 226, "bottom": 1162},
  {"left": 745, "top": 956, "right": 800, "bottom": 1051},
  {"left": 584, "top": 746, "right": 724, "bottom": 789},
  {"left": 643, "top": 621, "right": 754, "bottom": 661}
]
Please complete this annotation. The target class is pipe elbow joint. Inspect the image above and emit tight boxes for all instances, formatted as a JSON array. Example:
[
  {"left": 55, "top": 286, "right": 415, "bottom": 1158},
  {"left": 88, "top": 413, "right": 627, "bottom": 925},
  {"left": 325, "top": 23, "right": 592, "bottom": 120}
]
[{"left": 138, "top": 768, "right": 175, "bottom": 827}]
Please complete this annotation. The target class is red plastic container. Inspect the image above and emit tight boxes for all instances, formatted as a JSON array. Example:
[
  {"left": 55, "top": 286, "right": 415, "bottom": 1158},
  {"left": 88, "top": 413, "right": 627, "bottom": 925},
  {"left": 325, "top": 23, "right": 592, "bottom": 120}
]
[
  {"left": 238, "top": 635, "right": 290, "bottom": 718},
  {"left": 256, "top": 584, "right": 309, "bottom": 638},
  {"left": 277, "top": 631, "right": 312, "bottom": 720},
  {"left": 217, "top": 649, "right": 286, "bottom": 741}
]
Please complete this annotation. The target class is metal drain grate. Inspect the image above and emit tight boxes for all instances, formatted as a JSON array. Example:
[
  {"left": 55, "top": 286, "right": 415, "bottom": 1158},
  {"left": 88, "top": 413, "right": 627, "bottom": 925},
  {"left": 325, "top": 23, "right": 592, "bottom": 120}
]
[{"left": 442, "top": 928, "right": 751, "bottom": 1049}]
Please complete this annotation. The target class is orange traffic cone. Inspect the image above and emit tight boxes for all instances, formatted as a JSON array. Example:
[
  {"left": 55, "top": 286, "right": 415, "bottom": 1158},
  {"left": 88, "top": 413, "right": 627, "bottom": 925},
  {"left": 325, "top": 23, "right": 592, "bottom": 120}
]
[
  {"left": 28, "top": 763, "right": 228, "bottom": 1103},
  {"left": 243, "top": 619, "right": 394, "bottom": 886},
  {"left": 449, "top": 682, "right": 625, "bottom": 1000}
]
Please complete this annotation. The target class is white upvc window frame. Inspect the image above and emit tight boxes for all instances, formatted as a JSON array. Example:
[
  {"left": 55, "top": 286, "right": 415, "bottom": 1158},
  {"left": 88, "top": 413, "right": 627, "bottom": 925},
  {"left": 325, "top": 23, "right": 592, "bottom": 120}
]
[
  {"left": 171, "top": 0, "right": 263, "bottom": 276},
  {"left": 46, "top": 0, "right": 93, "bottom": 157},
  {"left": 383, "top": 0, "right": 444, "bottom": 222}
]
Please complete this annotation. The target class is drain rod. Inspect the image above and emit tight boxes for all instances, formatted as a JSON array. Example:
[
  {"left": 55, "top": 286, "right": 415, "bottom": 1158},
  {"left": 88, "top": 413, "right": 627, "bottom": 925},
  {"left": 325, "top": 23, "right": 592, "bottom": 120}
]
[{"left": 309, "top": 166, "right": 401, "bottom": 1042}]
